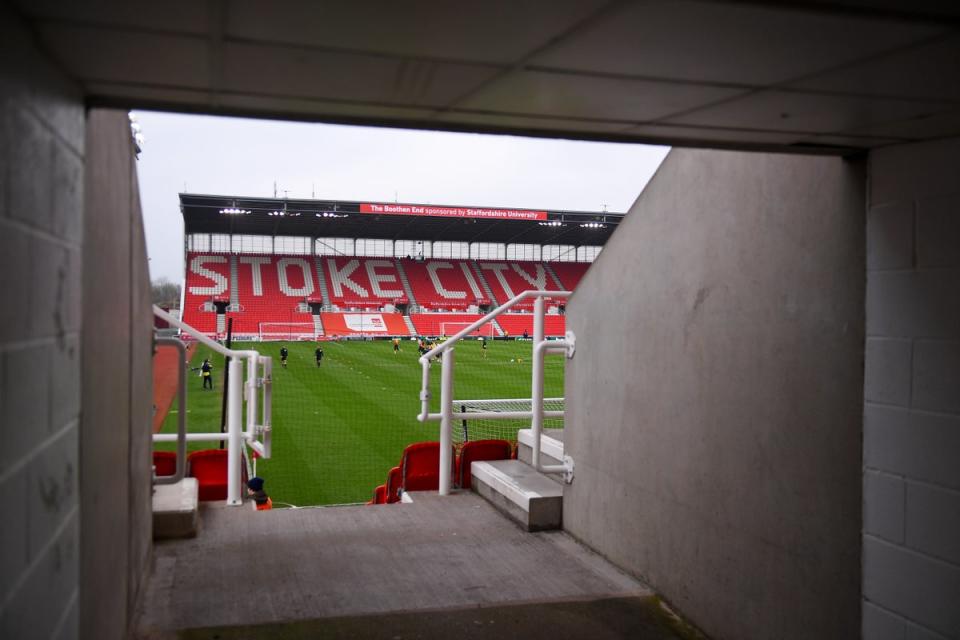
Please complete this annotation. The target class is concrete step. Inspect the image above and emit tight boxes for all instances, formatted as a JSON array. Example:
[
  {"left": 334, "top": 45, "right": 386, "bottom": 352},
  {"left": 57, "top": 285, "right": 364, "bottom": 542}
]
[
  {"left": 471, "top": 459, "right": 562, "bottom": 531},
  {"left": 517, "top": 428, "right": 565, "bottom": 472},
  {"left": 153, "top": 478, "right": 199, "bottom": 539}
]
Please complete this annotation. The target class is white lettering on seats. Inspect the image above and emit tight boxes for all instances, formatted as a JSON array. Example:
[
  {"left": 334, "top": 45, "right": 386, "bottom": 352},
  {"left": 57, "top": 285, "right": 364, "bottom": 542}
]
[
  {"left": 427, "top": 262, "right": 466, "bottom": 299},
  {"left": 277, "top": 258, "right": 315, "bottom": 297},
  {"left": 460, "top": 262, "right": 484, "bottom": 299},
  {"left": 189, "top": 255, "right": 228, "bottom": 296},
  {"left": 327, "top": 258, "right": 369, "bottom": 297},
  {"left": 365, "top": 259, "right": 404, "bottom": 297},
  {"left": 239, "top": 256, "right": 271, "bottom": 296},
  {"left": 480, "top": 263, "right": 514, "bottom": 298},
  {"left": 511, "top": 263, "right": 547, "bottom": 290}
]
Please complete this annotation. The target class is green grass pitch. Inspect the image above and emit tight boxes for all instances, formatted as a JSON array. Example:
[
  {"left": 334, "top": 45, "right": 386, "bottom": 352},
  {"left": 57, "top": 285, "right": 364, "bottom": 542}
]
[{"left": 158, "top": 339, "right": 564, "bottom": 506}]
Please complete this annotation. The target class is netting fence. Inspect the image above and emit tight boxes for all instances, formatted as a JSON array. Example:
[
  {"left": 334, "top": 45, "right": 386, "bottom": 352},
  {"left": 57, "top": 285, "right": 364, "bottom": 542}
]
[{"left": 453, "top": 397, "right": 564, "bottom": 448}]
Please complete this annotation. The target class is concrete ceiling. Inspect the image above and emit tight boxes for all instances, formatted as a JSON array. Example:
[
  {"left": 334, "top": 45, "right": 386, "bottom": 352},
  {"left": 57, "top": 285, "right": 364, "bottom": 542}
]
[{"left": 15, "top": 0, "right": 960, "bottom": 153}]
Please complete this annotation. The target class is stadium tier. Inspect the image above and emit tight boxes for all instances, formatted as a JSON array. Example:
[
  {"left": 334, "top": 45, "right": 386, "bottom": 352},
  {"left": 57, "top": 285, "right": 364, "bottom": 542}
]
[
  {"left": 401, "top": 259, "right": 489, "bottom": 310},
  {"left": 496, "top": 313, "right": 566, "bottom": 338},
  {"left": 182, "top": 252, "right": 577, "bottom": 338},
  {"left": 548, "top": 262, "right": 590, "bottom": 291}
]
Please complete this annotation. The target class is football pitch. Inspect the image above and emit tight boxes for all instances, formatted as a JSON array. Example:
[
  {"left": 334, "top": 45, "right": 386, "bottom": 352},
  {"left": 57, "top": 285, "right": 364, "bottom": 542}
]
[{"left": 158, "top": 339, "right": 564, "bottom": 506}]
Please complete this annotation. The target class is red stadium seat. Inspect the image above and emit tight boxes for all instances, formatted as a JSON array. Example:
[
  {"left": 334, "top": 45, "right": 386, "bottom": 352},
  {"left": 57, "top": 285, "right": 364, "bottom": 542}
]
[
  {"left": 400, "top": 441, "right": 455, "bottom": 493},
  {"left": 187, "top": 449, "right": 246, "bottom": 501},
  {"left": 456, "top": 440, "right": 513, "bottom": 489},
  {"left": 385, "top": 466, "right": 402, "bottom": 504},
  {"left": 368, "top": 484, "right": 387, "bottom": 505},
  {"left": 152, "top": 451, "right": 177, "bottom": 477}
]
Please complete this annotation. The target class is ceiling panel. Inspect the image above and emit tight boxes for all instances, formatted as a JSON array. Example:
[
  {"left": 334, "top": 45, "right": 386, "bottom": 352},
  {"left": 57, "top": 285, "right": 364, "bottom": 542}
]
[
  {"left": 790, "top": 33, "right": 960, "bottom": 102},
  {"left": 37, "top": 24, "right": 209, "bottom": 89},
  {"left": 17, "top": 0, "right": 209, "bottom": 35},
  {"left": 220, "top": 42, "right": 498, "bottom": 108},
  {"left": 531, "top": 0, "right": 942, "bottom": 86},
  {"left": 457, "top": 70, "right": 742, "bottom": 122},
  {"left": 664, "top": 89, "right": 954, "bottom": 134},
  {"left": 839, "top": 107, "right": 960, "bottom": 140},
  {"left": 433, "top": 111, "right": 634, "bottom": 135},
  {"left": 224, "top": 0, "right": 609, "bottom": 64},
  {"left": 620, "top": 123, "right": 803, "bottom": 146}
]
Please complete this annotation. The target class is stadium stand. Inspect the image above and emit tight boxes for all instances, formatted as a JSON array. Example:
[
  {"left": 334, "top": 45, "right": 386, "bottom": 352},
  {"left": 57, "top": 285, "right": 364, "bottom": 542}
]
[
  {"left": 410, "top": 313, "right": 486, "bottom": 337},
  {"left": 320, "top": 312, "right": 410, "bottom": 337},
  {"left": 473, "top": 261, "right": 559, "bottom": 310},
  {"left": 456, "top": 440, "right": 513, "bottom": 490},
  {"left": 183, "top": 252, "right": 580, "bottom": 339},
  {"left": 182, "top": 252, "right": 230, "bottom": 333},
  {"left": 401, "top": 259, "right": 489, "bottom": 311},
  {"left": 232, "top": 254, "right": 315, "bottom": 334},
  {"left": 495, "top": 313, "right": 566, "bottom": 338},
  {"left": 549, "top": 261, "right": 590, "bottom": 291},
  {"left": 386, "top": 466, "right": 402, "bottom": 504},
  {"left": 319, "top": 256, "right": 408, "bottom": 310}
]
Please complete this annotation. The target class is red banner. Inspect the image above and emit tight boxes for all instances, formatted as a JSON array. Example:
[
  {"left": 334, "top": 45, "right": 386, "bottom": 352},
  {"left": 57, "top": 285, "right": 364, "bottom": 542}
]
[{"left": 360, "top": 203, "right": 547, "bottom": 221}]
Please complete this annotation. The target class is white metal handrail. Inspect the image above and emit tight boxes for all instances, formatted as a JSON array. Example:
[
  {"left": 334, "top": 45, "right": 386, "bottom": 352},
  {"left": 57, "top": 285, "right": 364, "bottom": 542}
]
[
  {"left": 152, "top": 305, "right": 273, "bottom": 505},
  {"left": 417, "top": 290, "right": 576, "bottom": 494}
]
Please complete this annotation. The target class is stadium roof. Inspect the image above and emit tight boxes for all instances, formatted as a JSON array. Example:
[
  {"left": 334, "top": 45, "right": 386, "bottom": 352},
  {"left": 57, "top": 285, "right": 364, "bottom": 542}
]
[{"left": 180, "top": 193, "right": 623, "bottom": 246}]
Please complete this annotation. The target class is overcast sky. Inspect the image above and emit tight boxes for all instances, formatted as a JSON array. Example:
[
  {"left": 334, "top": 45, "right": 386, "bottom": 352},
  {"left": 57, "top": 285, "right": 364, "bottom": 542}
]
[{"left": 135, "top": 112, "right": 670, "bottom": 283}]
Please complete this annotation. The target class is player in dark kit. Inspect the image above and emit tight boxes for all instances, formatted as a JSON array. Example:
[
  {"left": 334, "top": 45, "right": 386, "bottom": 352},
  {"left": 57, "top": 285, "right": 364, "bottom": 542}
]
[
  {"left": 392, "top": 337, "right": 401, "bottom": 354},
  {"left": 481, "top": 337, "right": 488, "bottom": 359},
  {"left": 280, "top": 346, "right": 289, "bottom": 368},
  {"left": 315, "top": 345, "right": 324, "bottom": 367},
  {"left": 197, "top": 358, "right": 214, "bottom": 389}
]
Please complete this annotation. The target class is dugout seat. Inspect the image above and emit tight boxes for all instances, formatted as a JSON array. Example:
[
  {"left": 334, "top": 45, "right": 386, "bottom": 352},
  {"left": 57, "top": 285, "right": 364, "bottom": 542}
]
[
  {"left": 386, "top": 466, "right": 402, "bottom": 503},
  {"left": 187, "top": 449, "right": 247, "bottom": 501},
  {"left": 456, "top": 440, "right": 513, "bottom": 490},
  {"left": 400, "top": 441, "right": 455, "bottom": 493},
  {"left": 152, "top": 451, "right": 178, "bottom": 477}
]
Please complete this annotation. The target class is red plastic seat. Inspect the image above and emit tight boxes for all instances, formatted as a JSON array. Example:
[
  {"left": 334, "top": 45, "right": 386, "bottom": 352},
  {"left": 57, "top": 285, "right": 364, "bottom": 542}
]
[
  {"left": 152, "top": 451, "right": 177, "bottom": 477},
  {"left": 456, "top": 440, "right": 513, "bottom": 489},
  {"left": 187, "top": 449, "right": 246, "bottom": 501},
  {"left": 368, "top": 484, "right": 387, "bottom": 505},
  {"left": 385, "top": 466, "right": 402, "bottom": 503},
  {"left": 400, "top": 441, "right": 455, "bottom": 493}
]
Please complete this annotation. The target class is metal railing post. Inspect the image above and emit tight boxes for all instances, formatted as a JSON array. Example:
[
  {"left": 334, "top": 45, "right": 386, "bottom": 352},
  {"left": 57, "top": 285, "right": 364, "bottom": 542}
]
[
  {"left": 439, "top": 348, "right": 455, "bottom": 495},
  {"left": 531, "top": 295, "right": 545, "bottom": 469},
  {"left": 226, "top": 357, "right": 244, "bottom": 505}
]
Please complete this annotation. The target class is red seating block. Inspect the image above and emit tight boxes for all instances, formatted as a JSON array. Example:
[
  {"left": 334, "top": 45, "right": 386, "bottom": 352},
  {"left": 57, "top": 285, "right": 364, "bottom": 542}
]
[
  {"left": 400, "top": 441, "right": 455, "bottom": 493},
  {"left": 456, "top": 439, "right": 513, "bottom": 489},
  {"left": 386, "top": 466, "right": 402, "bottom": 504},
  {"left": 187, "top": 449, "right": 246, "bottom": 502},
  {"left": 152, "top": 451, "right": 177, "bottom": 477}
]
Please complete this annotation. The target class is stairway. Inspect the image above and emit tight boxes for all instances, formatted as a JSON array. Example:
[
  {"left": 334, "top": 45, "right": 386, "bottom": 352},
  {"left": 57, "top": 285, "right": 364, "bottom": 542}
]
[
  {"left": 471, "top": 427, "right": 566, "bottom": 531},
  {"left": 313, "top": 256, "right": 332, "bottom": 305},
  {"left": 543, "top": 262, "right": 566, "bottom": 291},
  {"left": 313, "top": 314, "right": 324, "bottom": 338},
  {"left": 228, "top": 255, "right": 240, "bottom": 311},
  {"left": 216, "top": 314, "right": 226, "bottom": 335},
  {"left": 395, "top": 259, "right": 418, "bottom": 310},
  {"left": 470, "top": 262, "right": 506, "bottom": 336},
  {"left": 402, "top": 314, "right": 417, "bottom": 336}
]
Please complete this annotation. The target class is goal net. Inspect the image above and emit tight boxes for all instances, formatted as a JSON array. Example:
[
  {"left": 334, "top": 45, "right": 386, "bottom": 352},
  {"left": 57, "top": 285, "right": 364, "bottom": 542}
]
[
  {"left": 259, "top": 322, "right": 318, "bottom": 341},
  {"left": 453, "top": 397, "right": 564, "bottom": 448},
  {"left": 440, "top": 321, "right": 496, "bottom": 338}
]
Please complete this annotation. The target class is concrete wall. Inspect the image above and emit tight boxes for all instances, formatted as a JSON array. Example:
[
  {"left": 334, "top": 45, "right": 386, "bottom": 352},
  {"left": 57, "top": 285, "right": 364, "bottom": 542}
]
[
  {"left": 0, "top": 5, "right": 153, "bottom": 638},
  {"left": 0, "top": 4, "right": 85, "bottom": 637},
  {"left": 81, "top": 109, "right": 154, "bottom": 639},
  {"left": 863, "top": 137, "right": 960, "bottom": 640},
  {"left": 564, "top": 149, "right": 866, "bottom": 640}
]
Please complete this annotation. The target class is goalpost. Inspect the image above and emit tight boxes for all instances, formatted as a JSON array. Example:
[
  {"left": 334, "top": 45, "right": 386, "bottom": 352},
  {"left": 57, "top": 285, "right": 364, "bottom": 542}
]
[
  {"left": 258, "top": 322, "right": 318, "bottom": 341},
  {"left": 452, "top": 397, "right": 565, "bottom": 448},
  {"left": 439, "top": 321, "right": 496, "bottom": 338}
]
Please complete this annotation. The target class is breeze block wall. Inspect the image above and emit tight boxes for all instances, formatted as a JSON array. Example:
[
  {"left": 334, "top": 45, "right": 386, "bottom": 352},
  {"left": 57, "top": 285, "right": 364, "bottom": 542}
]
[
  {"left": 862, "top": 136, "right": 960, "bottom": 640},
  {"left": 0, "top": 4, "right": 84, "bottom": 638},
  {"left": 563, "top": 148, "right": 866, "bottom": 640}
]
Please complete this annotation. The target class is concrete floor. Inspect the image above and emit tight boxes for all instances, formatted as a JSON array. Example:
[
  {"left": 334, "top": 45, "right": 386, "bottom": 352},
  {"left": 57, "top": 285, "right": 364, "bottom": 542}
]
[{"left": 133, "top": 492, "right": 695, "bottom": 639}]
